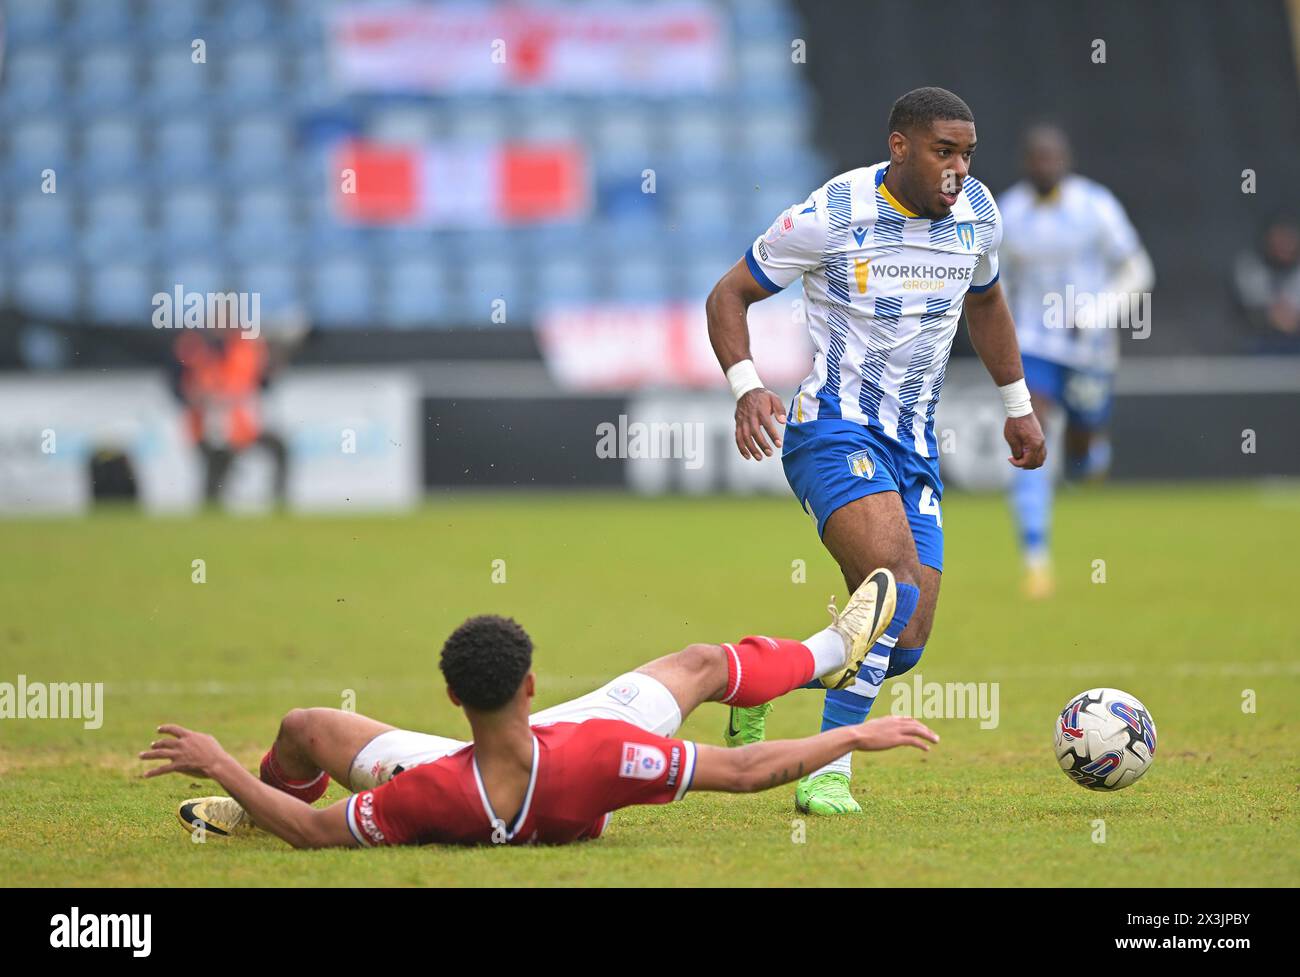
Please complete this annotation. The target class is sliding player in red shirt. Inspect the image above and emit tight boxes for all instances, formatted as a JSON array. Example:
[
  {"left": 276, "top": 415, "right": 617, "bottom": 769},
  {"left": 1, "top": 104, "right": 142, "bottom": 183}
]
[{"left": 141, "top": 569, "right": 938, "bottom": 847}]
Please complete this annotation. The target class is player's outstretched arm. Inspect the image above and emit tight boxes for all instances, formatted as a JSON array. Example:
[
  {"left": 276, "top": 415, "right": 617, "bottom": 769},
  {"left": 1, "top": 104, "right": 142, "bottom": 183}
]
[
  {"left": 706, "top": 259, "right": 788, "bottom": 460},
  {"left": 965, "top": 282, "right": 1047, "bottom": 470},
  {"left": 141, "top": 724, "right": 355, "bottom": 849},
  {"left": 689, "top": 716, "right": 938, "bottom": 794}
]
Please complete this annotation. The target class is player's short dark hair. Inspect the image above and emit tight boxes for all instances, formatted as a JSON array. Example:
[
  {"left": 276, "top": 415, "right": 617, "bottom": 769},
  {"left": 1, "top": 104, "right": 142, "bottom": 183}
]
[
  {"left": 888, "top": 87, "right": 974, "bottom": 137},
  {"left": 439, "top": 615, "right": 534, "bottom": 711}
]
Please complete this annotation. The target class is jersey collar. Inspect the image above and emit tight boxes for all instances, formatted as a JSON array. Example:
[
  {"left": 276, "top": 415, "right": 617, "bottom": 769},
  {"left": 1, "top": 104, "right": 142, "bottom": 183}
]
[
  {"left": 471, "top": 735, "right": 539, "bottom": 842},
  {"left": 876, "top": 165, "right": 921, "bottom": 218}
]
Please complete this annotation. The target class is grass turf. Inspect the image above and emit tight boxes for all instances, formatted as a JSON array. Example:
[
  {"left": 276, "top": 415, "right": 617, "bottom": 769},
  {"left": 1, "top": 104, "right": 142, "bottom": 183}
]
[{"left": 1, "top": 482, "right": 1297, "bottom": 886}]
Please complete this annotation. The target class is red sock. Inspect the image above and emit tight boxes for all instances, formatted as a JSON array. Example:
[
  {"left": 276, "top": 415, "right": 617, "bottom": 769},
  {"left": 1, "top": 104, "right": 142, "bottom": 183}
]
[
  {"left": 260, "top": 747, "right": 330, "bottom": 803},
  {"left": 720, "top": 636, "right": 816, "bottom": 707}
]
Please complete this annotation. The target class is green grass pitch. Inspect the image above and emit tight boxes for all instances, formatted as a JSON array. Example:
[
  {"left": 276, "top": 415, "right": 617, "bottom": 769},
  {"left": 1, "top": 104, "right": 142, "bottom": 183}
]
[{"left": 1, "top": 483, "right": 1297, "bottom": 887}]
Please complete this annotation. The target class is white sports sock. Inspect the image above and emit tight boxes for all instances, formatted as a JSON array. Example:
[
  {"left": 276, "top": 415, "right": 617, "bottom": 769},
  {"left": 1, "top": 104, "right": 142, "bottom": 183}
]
[
  {"left": 802, "top": 626, "right": 848, "bottom": 677},
  {"left": 812, "top": 753, "right": 853, "bottom": 779}
]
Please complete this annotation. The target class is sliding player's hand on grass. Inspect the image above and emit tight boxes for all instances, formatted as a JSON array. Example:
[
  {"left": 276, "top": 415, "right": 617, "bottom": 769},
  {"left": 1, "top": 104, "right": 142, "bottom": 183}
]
[
  {"left": 855, "top": 715, "right": 941, "bottom": 752},
  {"left": 1005, "top": 413, "right": 1046, "bottom": 470},
  {"left": 734, "top": 388, "right": 787, "bottom": 460},
  {"left": 140, "top": 724, "right": 229, "bottom": 779}
]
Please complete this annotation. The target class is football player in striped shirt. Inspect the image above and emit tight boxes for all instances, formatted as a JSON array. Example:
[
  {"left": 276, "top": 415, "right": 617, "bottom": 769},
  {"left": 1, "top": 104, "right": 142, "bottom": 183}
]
[
  {"left": 706, "top": 87, "right": 1045, "bottom": 815},
  {"left": 998, "top": 125, "right": 1154, "bottom": 597}
]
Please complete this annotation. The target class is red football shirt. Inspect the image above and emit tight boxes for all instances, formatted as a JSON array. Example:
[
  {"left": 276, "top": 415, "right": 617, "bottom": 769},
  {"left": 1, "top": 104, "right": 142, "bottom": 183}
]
[{"left": 344, "top": 719, "right": 698, "bottom": 847}]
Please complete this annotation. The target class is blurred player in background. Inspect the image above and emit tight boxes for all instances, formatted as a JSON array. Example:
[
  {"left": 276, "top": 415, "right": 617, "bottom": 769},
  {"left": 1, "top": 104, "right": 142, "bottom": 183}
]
[
  {"left": 142, "top": 573, "right": 939, "bottom": 848},
  {"left": 706, "top": 88, "right": 1044, "bottom": 815},
  {"left": 998, "top": 125, "right": 1154, "bottom": 597},
  {"left": 170, "top": 303, "right": 307, "bottom": 508}
]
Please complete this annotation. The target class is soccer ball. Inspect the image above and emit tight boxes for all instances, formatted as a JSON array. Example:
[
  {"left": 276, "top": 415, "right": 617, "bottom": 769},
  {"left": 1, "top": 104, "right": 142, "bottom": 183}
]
[{"left": 1053, "top": 687, "right": 1156, "bottom": 791}]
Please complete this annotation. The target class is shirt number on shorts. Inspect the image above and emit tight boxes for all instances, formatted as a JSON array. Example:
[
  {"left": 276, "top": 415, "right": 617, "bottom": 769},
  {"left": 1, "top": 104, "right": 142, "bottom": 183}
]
[{"left": 918, "top": 485, "right": 942, "bottom": 527}]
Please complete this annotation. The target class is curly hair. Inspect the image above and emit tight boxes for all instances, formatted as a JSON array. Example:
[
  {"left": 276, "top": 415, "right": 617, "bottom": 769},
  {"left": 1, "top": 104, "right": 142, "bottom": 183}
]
[
  {"left": 439, "top": 614, "right": 534, "bottom": 711},
  {"left": 888, "top": 87, "right": 974, "bottom": 137}
]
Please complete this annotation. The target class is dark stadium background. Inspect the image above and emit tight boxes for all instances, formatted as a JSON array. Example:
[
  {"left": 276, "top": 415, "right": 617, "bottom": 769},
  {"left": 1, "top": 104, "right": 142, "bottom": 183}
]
[{"left": 0, "top": 0, "right": 1297, "bottom": 507}]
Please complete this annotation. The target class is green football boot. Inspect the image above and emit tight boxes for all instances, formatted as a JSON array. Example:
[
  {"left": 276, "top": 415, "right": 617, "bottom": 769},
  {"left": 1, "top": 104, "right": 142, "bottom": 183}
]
[
  {"left": 723, "top": 702, "right": 772, "bottom": 747},
  {"left": 795, "top": 771, "right": 861, "bottom": 815}
]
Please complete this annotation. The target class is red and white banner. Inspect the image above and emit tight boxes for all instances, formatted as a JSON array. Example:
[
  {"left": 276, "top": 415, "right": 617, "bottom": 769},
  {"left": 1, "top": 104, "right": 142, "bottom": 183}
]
[
  {"left": 333, "top": 140, "right": 590, "bottom": 227},
  {"left": 327, "top": 2, "right": 728, "bottom": 95},
  {"left": 537, "top": 298, "right": 815, "bottom": 392}
]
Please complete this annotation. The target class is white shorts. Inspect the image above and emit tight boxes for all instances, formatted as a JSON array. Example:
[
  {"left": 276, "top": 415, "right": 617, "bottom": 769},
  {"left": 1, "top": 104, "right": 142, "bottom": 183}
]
[{"left": 348, "top": 671, "right": 684, "bottom": 791}]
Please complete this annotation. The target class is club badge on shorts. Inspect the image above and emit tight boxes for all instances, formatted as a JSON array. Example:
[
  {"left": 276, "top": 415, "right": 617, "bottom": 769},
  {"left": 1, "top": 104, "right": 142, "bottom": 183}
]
[{"left": 847, "top": 448, "right": 875, "bottom": 479}]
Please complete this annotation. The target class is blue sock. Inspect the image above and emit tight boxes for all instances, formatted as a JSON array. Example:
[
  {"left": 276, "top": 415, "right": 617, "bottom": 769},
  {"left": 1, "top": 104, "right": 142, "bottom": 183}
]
[
  {"left": 1010, "top": 463, "right": 1052, "bottom": 560},
  {"left": 819, "top": 581, "right": 920, "bottom": 731},
  {"left": 886, "top": 645, "right": 924, "bottom": 678}
]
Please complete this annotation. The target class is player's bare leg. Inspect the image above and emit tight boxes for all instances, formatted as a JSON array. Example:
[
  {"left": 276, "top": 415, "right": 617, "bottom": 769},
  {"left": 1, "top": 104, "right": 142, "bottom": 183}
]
[
  {"left": 1011, "top": 391, "right": 1056, "bottom": 598},
  {"left": 176, "top": 708, "right": 396, "bottom": 837},
  {"left": 792, "top": 491, "right": 934, "bottom": 813},
  {"left": 636, "top": 567, "right": 898, "bottom": 721},
  {"left": 265, "top": 708, "right": 397, "bottom": 789}
]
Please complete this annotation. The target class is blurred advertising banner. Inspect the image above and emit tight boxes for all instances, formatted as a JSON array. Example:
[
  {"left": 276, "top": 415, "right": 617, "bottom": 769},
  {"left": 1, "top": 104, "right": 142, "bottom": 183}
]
[
  {"left": 537, "top": 294, "right": 815, "bottom": 391},
  {"left": 327, "top": 2, "right": 728, "bottom": 94},
  {"left": 0, "top": 370, "right": 421, "bottom": 516},
  {"left": 334, "top": 140, "right": 589, "bottom": 227}
]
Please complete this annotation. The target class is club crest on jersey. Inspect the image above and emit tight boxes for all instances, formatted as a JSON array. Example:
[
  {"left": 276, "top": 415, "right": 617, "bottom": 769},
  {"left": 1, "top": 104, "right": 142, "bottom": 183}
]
[
  {"left": 955, "top": 222, "right": 975, "bottom": 250},
  {"left": 619, "top": 742, "right": 666, "bottom": 781},
  {"left": 605, "top": 682, "right": 640, "bottom": 706},
  {"left": 846, "top": 448, "right": 875, "bottom": 479}
]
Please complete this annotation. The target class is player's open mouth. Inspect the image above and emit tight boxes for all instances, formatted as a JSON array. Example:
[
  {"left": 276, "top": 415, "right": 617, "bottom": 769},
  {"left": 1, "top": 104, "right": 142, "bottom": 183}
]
[{"left": 939, "top": 189, "right": 959, "bottom": 206}]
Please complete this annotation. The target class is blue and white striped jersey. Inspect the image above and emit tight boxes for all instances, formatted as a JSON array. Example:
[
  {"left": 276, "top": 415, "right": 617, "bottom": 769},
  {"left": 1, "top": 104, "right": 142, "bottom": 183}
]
[
  {"left": 746, "top": 161, "right": 1001, "bottom": 460},
  {"left": 998, "top": 174, "right": 1142, "bottom": 371}
]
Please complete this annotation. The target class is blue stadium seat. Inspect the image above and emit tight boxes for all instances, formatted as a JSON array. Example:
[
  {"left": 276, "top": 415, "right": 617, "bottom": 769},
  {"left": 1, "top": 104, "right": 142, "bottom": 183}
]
[
  {"left": 458, "top": 256, "right": 524, "bottom": 325},
  {"left": 214, "top": 0, "right": 280, "bottom": 44},
  {"left": 534, "top": 255, "right": 596, "bottom": 310},
  {"left": 662, "top": 103, "right": 731, "bottom": 166},
  {"left": 228, "top": 186, "right": 299, "bottom": 260},
  {"left": 81, "top": 118, "right": 143, "bottom": 184},
  {"left": 12, "top": 193, "right": 75, "bottom": 258},
  {"left": 382, "top": 257, "right": 450, "bottom": 328},
  {"left": 139, "top": 0, "right": 211, "bottom": 42},
  {"left": 594, "top": 102, "right": 655, "bottom": 158},
  {"left": 607, "top": 256, "right": 672, "bottom": 305},
  {"left": 64, "top": 0, "right": 136, "bottom": 44},
  {"left": 159, "top": 188, "right": 222, "bottom": 255},
  {"left": 164, "top": 257, "right": 229, "bottom": 300},
  {"left": 735, "top": 39, "right": 804, "bottom": 95},
  {"left": 217, "top": 45, "right": 286, "bottom": 112},
  {"left": 15, "top": 260, "right": 79, "bottom": 317},
  {"left": 80, "top": 188, "right": 152, "bottom": 264},
  {"left": 448, "top": 100, "right": 511, "bottom": 143},
  {"left": 237, "top": 261, "right": 303, "bottom": 316},
  {"left": 671, "top": 184, "right": 735, "bottom": 233},
  {"left": 225, "top": 116, "right": 293, "bottom": 183},
  {"left": 88, "top": 263, "right": 153, "bottom": 324},
  {"left": 73, "top": 46, "right": 138, "bottom": 113},
  {"left": 3, "top": 47, "right": 64, "bottom": 113},
  {"left": 9, "top": 119, "right": 70, "bottom": 179},
  {"left": 146, "top": 49, "right": 211, "bottom": 113},
  {"left": 5, "top": 0, "right": 61, "bottom": 43},
  {"left": 309, "top": 255, "right": 374, "bottom": 327},
  {"left": 152, "top": 117, "right": 218, "bottom": 184}
]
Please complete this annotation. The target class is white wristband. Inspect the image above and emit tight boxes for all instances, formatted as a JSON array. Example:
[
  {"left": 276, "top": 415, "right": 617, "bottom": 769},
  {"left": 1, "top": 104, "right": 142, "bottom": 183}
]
[
  {"left": 725, "top": 359, "right": 764, "bottom": 401},
  {"left": 999, "top": 378, "right": 1033, "bottom": 418}
]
